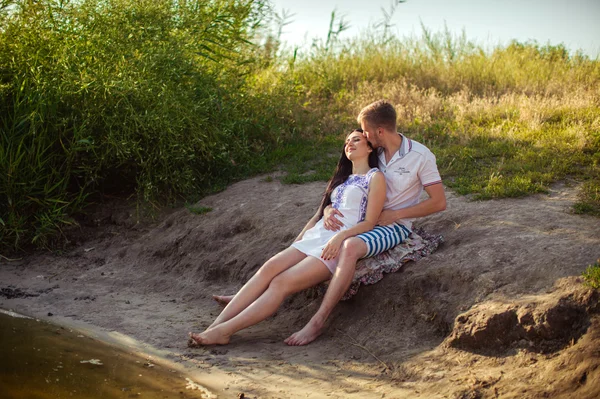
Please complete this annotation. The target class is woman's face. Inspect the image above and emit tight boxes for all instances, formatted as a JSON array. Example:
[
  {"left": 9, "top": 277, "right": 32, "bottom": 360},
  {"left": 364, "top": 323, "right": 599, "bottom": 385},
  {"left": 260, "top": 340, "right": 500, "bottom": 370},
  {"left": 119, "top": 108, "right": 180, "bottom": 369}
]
[{"left": 344, "top": 131, "right": 372, "bottom": 161}]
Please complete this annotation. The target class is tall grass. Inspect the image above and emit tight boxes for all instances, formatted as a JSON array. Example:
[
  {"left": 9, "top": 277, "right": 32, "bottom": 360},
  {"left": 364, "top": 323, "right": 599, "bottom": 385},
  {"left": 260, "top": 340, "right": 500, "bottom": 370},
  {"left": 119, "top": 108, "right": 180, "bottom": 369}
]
[
  {"left": 276, "top": 29, "right": 599, "bottom": 202},
  {"left": 1, "top": 2, "right": 599, "bottom": 252},
  {"left": 0, "top": 0, "right": 290, "bottom": 251}
]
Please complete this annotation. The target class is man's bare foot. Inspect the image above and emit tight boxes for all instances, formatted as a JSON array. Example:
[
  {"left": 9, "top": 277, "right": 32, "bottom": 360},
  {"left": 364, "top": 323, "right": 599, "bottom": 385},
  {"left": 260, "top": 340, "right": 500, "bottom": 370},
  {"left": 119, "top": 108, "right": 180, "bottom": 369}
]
[
  {"left": 284, "top": 320, "right": 324, "bottom": 346},
  {"left": 188, "top": 328, "right": 231, "bottom": 346},
  {"left": 212, "top": 294, "right": 234, "bottom": 307}
]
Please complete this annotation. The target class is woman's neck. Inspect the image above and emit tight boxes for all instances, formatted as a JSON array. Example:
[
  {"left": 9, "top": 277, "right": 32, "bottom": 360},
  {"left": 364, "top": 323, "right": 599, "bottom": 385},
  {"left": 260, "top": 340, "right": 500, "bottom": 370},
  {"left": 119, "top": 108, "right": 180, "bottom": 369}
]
[{"left": 351, "top": 159, "right": 372, "bottom": 175}]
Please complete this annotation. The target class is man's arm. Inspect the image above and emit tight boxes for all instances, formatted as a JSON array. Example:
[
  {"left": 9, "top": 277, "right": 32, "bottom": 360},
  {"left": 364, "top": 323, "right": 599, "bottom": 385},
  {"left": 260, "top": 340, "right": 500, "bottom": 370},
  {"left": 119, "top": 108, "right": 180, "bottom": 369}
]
[{"left": 376, "top": 183, "right": 446, "bottom": 226}]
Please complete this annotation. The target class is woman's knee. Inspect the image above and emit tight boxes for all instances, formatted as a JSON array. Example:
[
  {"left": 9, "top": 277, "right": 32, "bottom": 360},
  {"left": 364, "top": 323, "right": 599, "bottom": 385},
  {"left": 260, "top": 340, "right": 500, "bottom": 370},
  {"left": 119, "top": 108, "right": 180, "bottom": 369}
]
[
  {"left": 256, "top": 257, "right": 281, "bottom": 279},
  {"left": 340, "top": 237, "right": 367, "bottom": 260},
  {"left": 268, "top": 274, "right": 292, "bottom": 296}
]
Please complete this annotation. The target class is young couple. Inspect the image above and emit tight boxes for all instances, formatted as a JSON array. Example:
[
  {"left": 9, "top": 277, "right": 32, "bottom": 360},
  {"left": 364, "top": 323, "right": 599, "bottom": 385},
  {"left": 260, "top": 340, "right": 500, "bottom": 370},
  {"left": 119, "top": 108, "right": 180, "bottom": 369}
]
[{"left": 189, "top": 100, "right": 446, "bottom": 347}]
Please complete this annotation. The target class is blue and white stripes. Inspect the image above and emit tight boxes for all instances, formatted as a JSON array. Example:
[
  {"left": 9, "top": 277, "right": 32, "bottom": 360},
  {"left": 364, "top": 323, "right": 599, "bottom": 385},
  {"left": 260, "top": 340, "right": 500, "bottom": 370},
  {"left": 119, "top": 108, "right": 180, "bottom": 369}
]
[{"left": 358, "top": 223, "right": 411, "bottom": 258}]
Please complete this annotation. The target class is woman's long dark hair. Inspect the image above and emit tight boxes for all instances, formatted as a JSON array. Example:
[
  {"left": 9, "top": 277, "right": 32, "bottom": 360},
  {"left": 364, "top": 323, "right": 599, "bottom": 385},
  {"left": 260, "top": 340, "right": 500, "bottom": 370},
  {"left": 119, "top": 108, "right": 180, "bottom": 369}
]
[{"left": 316, "top": 129, "right": 379, "bottom": 219}]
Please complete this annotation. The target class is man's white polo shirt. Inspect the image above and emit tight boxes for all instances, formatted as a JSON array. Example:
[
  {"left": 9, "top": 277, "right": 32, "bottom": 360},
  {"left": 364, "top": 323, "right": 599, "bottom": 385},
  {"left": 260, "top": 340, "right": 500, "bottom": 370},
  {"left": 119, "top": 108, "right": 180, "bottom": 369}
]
[{"left": 378, "top": 134, "right": 442, "bottom": 229}]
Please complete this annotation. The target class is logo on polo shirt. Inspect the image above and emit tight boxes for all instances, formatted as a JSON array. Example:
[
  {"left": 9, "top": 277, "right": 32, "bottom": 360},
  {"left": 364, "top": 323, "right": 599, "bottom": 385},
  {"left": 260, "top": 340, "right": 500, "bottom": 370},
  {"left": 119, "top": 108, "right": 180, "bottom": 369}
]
[{"left": 394, "top": 167, "right": 411, "bottom": 175}]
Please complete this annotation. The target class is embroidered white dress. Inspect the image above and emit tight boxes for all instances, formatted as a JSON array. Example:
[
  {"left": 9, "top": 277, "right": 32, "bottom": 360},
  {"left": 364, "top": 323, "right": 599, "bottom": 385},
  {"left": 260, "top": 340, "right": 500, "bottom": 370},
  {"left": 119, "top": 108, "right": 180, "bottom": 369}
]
[{"left": 292, "top": 168, "right": 379, "bottom": 273}]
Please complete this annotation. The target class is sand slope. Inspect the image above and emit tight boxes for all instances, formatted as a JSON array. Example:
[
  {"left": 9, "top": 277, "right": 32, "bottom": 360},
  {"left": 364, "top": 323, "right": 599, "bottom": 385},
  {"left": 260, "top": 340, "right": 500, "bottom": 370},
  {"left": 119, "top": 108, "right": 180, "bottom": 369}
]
[{"left": 1, "top": 175, "right": 599, "bottom": 398}]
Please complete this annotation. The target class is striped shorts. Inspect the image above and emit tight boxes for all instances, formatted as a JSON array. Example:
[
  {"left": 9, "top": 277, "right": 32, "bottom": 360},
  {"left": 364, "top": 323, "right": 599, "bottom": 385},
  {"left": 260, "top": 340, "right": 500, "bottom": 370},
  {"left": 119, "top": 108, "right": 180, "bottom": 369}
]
[{"left": 357, "top": 223, "right": 412, "bottom": 258}]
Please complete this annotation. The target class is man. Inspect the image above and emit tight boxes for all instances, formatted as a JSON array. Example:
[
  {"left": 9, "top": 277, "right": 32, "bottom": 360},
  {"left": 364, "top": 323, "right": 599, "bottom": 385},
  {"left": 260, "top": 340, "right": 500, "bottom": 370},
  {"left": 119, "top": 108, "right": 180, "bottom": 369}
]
[{"left": 283, "top": 100, "right": 447, "bottom": 346}]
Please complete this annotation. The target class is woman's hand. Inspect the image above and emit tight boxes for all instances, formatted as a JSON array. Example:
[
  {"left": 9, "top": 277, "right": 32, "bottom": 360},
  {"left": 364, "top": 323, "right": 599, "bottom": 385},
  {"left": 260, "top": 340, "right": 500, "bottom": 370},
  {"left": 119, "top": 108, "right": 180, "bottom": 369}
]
[
  {"left": 323, "top": 205, "right": 345, "bottom": 231},
  {"left": 321, "top": 233, "right": 346, "bottom": 260}
]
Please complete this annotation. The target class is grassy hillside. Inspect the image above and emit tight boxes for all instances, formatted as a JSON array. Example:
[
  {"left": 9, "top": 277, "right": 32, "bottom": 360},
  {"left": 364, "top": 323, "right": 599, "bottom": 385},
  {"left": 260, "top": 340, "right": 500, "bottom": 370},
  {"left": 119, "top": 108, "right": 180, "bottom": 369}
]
[{"left": 1, "top": 0, "right": 598, "bottom": 252}]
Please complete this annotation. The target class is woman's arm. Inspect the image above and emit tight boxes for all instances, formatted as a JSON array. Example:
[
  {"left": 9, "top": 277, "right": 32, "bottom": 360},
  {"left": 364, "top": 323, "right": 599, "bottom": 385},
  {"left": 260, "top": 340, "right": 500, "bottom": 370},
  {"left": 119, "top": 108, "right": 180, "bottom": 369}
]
[
  {"left": 294, "top": 208, "right": 321, "bottom": 242},
  {"left": 321, "top": 172, "right": 386, "bottom": 260}
]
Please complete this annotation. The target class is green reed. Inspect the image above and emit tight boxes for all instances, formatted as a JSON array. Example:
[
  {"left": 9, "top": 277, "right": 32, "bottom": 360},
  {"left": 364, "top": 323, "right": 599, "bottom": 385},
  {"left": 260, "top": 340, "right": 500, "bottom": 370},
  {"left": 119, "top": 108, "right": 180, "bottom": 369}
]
[{"left": 0, "top": 0, "right": 282, "bottom": 251}]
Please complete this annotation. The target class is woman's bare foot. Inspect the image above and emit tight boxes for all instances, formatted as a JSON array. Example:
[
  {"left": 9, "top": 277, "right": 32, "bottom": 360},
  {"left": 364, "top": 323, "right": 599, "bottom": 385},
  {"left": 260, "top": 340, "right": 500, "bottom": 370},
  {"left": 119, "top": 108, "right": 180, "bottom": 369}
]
[
  {"left": 212, "top": 294, "right": 235, "bottom": 307},
  {"left": 284, "top": 319, "right": 324, "bottom": 346},
  {"left": 188, "top": 328, "right": 231, "bottom": 346}
]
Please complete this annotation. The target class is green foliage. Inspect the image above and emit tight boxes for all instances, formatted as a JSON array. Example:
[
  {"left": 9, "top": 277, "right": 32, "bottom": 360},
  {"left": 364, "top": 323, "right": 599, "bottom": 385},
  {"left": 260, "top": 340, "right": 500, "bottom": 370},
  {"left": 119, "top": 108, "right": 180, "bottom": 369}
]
[
  {"left": 186, "top": 205, "right": 212, "bottom": 216},
  {"left": 574, "top": 181, "right": 600, "bottom": 216},
  {"left": 1, "top": 0, "right": 280, "bottom": 251},
  {"left": 279, "top": 27, "right": 600, "bottom": 209},
  {"left": 276, "top": 137, "right": 343, "bottom": 185},
  {"left": 582, "top": 259, "right": 600, "bottom": 289},
  {"left": 2, "top": 2, "right": 599, "bottom": 252}
]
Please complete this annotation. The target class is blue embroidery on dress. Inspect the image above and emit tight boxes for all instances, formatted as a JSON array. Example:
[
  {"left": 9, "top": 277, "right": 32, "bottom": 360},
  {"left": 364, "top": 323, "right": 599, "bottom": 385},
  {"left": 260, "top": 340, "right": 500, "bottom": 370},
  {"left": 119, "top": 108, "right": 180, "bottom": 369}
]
[
  {"left": 358, "top": 168, "right": 378, "bottom": 220},
  {"left": 358, "top": 195, "right": 368, "bottom": 221},
  {"left": 331, "top": 184, "right": 344, "bottom": 209},
  {"left": 331, "top": 168, "right": 378, "bottom": 215}
]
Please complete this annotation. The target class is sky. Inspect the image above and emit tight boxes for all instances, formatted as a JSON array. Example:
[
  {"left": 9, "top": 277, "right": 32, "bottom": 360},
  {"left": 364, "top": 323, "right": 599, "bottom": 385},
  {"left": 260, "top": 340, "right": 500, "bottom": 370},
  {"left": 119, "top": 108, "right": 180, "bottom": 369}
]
[{"left": 269, "top": 0, "right": 600, "bottom": 57}]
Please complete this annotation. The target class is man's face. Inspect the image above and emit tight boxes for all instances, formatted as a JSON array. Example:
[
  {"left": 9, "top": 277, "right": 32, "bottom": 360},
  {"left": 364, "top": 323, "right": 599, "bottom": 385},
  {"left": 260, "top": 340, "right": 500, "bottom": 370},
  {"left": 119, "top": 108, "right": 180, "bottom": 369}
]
[{"left": 360, "top": 120, "right": 382, "bottom": 148}]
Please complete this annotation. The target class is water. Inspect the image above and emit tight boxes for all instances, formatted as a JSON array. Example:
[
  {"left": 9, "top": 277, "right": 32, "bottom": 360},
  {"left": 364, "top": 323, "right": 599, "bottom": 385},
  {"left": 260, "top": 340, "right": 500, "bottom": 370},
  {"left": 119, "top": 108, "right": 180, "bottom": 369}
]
[{"left": 0, "top": 310, "right": 215, "bottom": 399}]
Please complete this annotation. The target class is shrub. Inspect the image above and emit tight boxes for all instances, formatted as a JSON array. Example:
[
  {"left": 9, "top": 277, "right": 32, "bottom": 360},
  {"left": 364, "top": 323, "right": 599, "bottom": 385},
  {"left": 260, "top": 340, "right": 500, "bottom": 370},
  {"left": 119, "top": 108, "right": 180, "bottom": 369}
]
[
  {"left": 582, "top": 259, "right": 600, "bottom": 289},
  {"left": 0, "top": 0, "right": 283, "bottom": 250}
]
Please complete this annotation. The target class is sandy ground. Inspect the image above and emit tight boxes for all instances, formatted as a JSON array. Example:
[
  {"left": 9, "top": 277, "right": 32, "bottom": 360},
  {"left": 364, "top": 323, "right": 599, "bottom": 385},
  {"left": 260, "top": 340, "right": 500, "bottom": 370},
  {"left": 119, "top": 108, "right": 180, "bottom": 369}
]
[{"left": 1, "top": 174, "right": 599, "bottom": 398}]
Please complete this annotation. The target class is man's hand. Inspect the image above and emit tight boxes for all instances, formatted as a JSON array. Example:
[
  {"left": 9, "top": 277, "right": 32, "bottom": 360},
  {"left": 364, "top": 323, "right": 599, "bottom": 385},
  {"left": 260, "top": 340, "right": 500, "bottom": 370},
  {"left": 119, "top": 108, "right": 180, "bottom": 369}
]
[
  {"left": 321, "top": 233, "right": 345, "bottom": 260},
  {"left": 376, "top": 209, "right": 398, "bottom": 226},
  {"left": 323, "top": 206, "right": 344, "bottom": 231}
]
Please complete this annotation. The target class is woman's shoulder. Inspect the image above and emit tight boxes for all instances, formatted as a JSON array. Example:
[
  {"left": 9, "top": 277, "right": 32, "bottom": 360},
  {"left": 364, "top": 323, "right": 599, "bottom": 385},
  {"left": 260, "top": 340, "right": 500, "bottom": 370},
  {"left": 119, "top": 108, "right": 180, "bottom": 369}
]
[
  {"left": 367, "top": 167, "right": 382, "bottom": 178},
  {"left": 367, "top": 168, "right": 384, "bottom": 184},
  {"left": 366, "top": 169, "right": 385, "bottom": 195}
]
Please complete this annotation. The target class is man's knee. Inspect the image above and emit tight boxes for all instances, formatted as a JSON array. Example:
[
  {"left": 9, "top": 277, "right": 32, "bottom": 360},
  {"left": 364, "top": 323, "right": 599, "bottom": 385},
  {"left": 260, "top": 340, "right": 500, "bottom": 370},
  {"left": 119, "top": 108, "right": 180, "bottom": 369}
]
[{"left": 340, "top": 237, "right": 367, "bottom": 261}]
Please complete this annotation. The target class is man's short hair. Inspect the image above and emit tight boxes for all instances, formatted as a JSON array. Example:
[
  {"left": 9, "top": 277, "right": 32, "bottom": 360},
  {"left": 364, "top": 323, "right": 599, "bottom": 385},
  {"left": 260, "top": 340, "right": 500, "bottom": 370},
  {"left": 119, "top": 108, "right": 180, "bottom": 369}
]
[{"left": 357, "top": 100, "right": 397, "bottom": 131}]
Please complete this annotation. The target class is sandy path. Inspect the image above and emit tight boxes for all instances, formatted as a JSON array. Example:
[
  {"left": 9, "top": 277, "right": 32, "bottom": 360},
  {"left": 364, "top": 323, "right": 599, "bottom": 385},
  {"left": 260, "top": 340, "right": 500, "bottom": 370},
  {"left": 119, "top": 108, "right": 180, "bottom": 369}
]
[{"left": 1, "top": 176, "right": 599, "bottom": 398}]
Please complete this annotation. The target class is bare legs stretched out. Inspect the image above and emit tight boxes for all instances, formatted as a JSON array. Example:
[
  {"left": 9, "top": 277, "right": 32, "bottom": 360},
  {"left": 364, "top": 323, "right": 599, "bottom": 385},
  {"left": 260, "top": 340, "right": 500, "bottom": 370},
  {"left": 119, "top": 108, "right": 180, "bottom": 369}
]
[
  {"left": 207, "top": 238, "right": 368, "bottom": 346},
  {"left": 190, "top": 254, "right": 330, "bottom": 346},
  {"left": 205, "top": 247, "right": 305, "bottom": 331}
]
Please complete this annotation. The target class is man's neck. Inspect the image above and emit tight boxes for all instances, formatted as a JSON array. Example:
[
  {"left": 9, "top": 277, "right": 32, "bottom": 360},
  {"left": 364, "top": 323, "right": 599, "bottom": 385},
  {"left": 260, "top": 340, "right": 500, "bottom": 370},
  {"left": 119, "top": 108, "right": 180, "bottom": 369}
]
[{"left": 382, "top": 132, "right": 403, "bottom": 163}]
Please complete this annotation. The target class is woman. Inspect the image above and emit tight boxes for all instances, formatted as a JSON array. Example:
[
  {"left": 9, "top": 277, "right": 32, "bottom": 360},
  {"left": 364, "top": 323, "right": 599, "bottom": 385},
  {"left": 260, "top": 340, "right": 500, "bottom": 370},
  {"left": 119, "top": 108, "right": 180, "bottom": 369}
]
[{"left": 188, "top": 129, "right": 386, "bottom": 346}]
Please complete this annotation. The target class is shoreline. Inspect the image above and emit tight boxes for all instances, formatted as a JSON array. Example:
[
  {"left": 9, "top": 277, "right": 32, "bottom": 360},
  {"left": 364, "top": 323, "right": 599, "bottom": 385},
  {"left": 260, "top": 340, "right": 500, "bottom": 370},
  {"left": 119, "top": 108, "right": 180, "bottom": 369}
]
[{"left": 0, "top": 307, "right": 225, "bottom": 398}]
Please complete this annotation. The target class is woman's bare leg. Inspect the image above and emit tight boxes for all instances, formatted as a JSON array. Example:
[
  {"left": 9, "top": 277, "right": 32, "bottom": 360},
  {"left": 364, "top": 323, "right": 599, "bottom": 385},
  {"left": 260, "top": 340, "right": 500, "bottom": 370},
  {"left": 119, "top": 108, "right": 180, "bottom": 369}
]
[
  {"left": 285, "top": 238, "right": 366, "bottom": 346},
  {"left": 190, "top": 257, "right": 330, "bottom": 345},
  {"left": 208, "top": 247, "right": 306, "bottom": 329}
]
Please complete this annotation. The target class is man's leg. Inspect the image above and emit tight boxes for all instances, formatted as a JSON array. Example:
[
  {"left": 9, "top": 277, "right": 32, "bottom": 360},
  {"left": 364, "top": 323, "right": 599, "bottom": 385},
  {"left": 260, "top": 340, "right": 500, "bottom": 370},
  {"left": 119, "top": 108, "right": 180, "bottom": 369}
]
[
  {"left": 284, "top": 237, "right": 367, "bottom": 346},
  {"left": 285, "top": 223, "right": 411, "bottom": 346}
]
